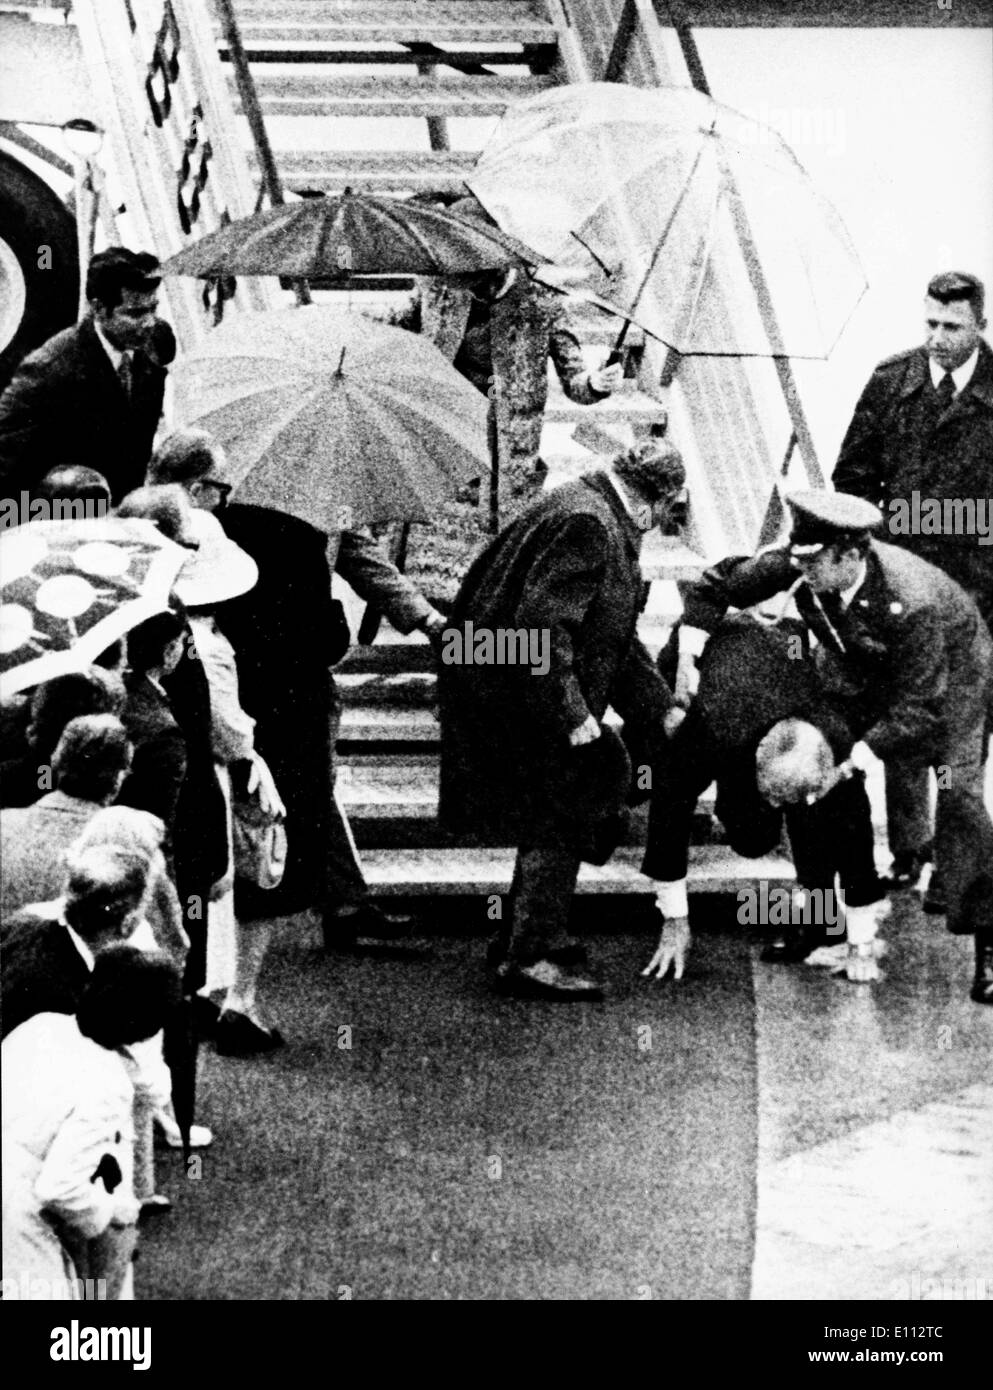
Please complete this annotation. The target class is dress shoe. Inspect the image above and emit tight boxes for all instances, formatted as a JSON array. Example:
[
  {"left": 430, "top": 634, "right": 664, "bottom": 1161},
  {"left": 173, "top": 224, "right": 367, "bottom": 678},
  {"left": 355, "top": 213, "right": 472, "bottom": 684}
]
[
  {"left": 494, "top": 958, "right": 604, "bottom": 1001},
  {"left": 323, "top": 904, "right": 425, "bottom": 954},
  {"left": 921, "top": 868, "right": 946, "bottom": 915},
  {"left": 215, "top": 1010, "right": 285, "bottom": 1057},
  {"left": 486, "top": 939, "right": 587, "bottom": 970},
  {"left": 138, "top": 1194, "right": 173, "bottom": 1222},
  {"left": 880, "top": 846, "right": 932, "bottom": 891},
  {"left": 760, "top": 926, "right": 832, "bottom": 964},
  {"left": 970, "top": 935, "right": 993, "bottom": 1005}
]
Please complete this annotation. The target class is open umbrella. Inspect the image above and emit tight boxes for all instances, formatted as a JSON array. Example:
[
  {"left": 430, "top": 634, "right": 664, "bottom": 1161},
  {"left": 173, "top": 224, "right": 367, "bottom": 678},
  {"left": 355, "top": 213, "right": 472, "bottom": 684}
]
[
  {"left": 160, "top": 188, "right": 540, "bottom": 280},
  {"left": 171, "top": 307, "right": 492, "bottom": 531},
  {"left": 469, "top": 83, "right": 867, "bottom": 359},
  {"left": 0, "top": 518, "right": 187, "bottom": 698}
]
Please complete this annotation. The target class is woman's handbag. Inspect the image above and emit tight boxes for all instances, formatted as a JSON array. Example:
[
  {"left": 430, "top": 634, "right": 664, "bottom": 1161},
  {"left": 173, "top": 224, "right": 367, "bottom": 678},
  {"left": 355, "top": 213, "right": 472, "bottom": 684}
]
[{"left": 231, "top": 786, "right": 288, "bottom": 890}]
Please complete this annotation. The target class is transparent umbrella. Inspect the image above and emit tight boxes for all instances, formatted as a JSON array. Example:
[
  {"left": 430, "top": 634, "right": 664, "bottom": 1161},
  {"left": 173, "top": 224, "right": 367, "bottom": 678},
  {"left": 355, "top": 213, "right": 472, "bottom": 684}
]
[{"left": 469, "top": 82, "right": 867, "bottom": 359}]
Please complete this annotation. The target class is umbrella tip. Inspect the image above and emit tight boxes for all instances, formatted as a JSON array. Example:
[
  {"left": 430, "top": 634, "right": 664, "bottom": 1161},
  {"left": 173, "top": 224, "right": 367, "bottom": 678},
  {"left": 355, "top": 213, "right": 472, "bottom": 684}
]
[{"left": 335, "top": 346, "right": 347, "bottom": 376}]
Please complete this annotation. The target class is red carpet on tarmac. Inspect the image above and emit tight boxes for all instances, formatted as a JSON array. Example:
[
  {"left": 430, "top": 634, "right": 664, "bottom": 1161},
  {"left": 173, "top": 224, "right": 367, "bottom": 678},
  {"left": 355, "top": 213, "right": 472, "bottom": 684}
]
[{"left": 139, "top": 918, "right": 758, "bottom": 1301}]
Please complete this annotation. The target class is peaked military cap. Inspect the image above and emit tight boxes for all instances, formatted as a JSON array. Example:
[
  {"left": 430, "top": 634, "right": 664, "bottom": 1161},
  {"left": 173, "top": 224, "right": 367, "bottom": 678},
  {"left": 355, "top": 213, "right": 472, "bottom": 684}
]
[{"left": 786, "top": 490, "right": 884, "bottom": 555}]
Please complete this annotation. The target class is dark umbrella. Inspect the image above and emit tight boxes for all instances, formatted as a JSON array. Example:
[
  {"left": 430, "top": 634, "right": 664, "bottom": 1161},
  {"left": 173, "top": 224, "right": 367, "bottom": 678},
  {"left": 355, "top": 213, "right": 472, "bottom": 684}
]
[{"left": 160, "top": 188, "right": 540, "bottom": 280}]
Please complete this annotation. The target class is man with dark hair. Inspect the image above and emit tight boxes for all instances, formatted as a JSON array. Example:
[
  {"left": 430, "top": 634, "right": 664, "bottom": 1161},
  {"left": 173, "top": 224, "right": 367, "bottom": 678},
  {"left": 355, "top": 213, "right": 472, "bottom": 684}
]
[
  {"left": 0, "top": 667, "right": 125, "bottom": 808},
  {"left": 832, "top": 272, "right": 993, "bottom": 890},
  {"left": 678, "top": 490, "right": 993, "bottom": 1004},
  {"left": 119, "top": 611, "right": 188, "bottom": 833},
  {"left": 439, "top": 440, "right": 687, "bottom": 1000},
  {"left": 0, "top": 247, "right": 172, "bottom": 504},
  {"left": 33, "top": 466, "right": 112, "bottom": 519},
  {"left": 1, "top": 844, "right": 146, "bottom": 1039}
]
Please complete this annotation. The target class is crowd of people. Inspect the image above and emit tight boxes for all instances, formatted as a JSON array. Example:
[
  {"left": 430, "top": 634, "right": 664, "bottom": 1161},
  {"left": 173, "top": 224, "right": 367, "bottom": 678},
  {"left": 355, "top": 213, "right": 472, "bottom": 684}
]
[{"left": 0, "top": 245, "right": 990, "bottom": 1299}]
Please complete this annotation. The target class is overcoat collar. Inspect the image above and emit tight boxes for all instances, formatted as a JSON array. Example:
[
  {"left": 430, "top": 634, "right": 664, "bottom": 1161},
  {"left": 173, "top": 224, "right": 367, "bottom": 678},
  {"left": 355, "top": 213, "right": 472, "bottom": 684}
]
[
  {"left": 581, "top": 470, "right": 643, "bottom": 562},
  {"left": 899, "top": 339, "right": 993, "bottom": 412}
]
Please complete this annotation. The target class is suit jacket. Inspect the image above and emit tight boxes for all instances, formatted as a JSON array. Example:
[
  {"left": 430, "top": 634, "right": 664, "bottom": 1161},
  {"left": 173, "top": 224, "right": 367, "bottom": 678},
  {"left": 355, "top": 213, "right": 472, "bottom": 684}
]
[
  {"left": 438, "top": 470, "right": 674, "bottom": 841},
  {"left": 119, "top": 674, "right": 187, "bottom": 833},
  {"left": 0, "top": 913, "right": 90, "bottom": 1039},
  {"left": 832, "top": 340, "right": 993, "bottom": 622},
  {"left": 0, "top": 791, "right": 103, "bottom": 920},
  {"left": 682, "top": 540, "right": 993, "bottom": 763},
  {"left": 0, "top": 315, "right": 167, "bottom": 504},
  {"left": 642, "top": 617, "right": 855, "bottom": 882}
]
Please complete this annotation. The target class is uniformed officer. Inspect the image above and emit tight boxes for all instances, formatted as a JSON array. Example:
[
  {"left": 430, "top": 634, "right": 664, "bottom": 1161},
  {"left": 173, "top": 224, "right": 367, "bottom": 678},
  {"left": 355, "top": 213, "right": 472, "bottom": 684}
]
[{"left": 674, "top": 490, "right": 993, "bottom": 1004}]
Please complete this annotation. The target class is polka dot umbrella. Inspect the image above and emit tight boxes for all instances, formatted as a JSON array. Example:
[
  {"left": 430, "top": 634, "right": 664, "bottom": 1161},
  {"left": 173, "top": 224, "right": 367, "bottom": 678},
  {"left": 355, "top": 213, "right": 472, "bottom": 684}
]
[{"left": 0, "top": 518, "right": 188, "bottom": 699}]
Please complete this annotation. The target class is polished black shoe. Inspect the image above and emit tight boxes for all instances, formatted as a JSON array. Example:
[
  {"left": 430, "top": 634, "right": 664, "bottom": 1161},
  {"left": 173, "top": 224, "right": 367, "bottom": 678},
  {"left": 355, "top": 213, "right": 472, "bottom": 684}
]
[
  {"left": 323, "top": 904, "right": 425, "bottom": 954},
  {"left": 921, "top": 869, "right": 946, "bottom": 915},
  {"left": 486, "top": 939, "right": 587, "bottom": 970},
  {"left": 970, "top": 936, "right": 993, "bottom": 1005},
  {"left": 880, "top": 846, "right": 932, "bottom": 891},
  {"left": 215, "top": 1010, "right": 285, "bottom": 1057},
  {"left": 760, "top": 927, "right": 832, "bottom": 964},
  {"left": 138, "top": 1194, "right": 173, "bottom": 1224},
  {"left": 494, "top": 958, "right": 604, "bottom": 1001}
]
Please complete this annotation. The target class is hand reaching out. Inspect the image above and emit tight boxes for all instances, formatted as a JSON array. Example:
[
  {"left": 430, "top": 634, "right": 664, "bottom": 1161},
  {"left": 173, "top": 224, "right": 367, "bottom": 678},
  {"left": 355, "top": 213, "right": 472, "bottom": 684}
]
[{"left": 642, "top": 915, "right": 691, "bottom": 981}]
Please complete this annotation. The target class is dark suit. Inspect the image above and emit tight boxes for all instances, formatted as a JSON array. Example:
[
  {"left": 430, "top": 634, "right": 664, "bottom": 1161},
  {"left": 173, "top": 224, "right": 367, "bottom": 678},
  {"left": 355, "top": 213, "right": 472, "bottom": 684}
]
[
  {"left": 161, "top": 626, "right": 227, "bottom": 992},
  {"left": 119, "top": 674, "right": 187, "bottom": 836},
  {"left": 0, "top": 913, "right": 89, "bottom": 1040},
  {"left": 833, "top": 341, "right": 993, "bottom": 859},
  {"left": 0, "top": 315, "right": 167, "bottom": 504},
  {"left": 682, "top": 542, "right": 993, "bottom": 936},
  {"left": 439, "top": 470, "right": 675, "bottom": 964},
  {"left": 833, "top": 341, "right": 993, "bottom": 628},
  {"left": 643, "top": 616, "right": 881, "bottom": 912}
]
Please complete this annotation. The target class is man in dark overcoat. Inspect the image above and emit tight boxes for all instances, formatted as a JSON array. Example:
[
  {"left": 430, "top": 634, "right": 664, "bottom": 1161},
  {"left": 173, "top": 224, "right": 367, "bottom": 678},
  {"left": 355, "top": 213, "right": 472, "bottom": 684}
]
[
  {"left": 832, "top": 271, "right": 993, "bottom": 888},
  {"left": 438, "top": 440, "right": 687, "bottom": 1000},
  {"left": 678, "top": 490, "right": 993, "bottom": 1005},
  {"left": 0, "top": 248, "right": 171, "bottom": 506}
]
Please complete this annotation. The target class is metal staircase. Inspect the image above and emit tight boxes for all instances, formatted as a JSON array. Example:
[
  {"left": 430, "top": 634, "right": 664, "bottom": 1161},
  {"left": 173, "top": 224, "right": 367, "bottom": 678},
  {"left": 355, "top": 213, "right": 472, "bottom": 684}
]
[{"left": 4, "top": 0, "right": 815, "bottom": 901}]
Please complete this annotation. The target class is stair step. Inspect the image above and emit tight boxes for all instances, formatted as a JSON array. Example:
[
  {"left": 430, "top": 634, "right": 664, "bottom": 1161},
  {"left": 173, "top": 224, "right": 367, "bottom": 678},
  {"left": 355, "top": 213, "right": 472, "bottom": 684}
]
[
  {"left": 336, "top": 670, "right": 437, "bottom": 706},
  {"left": 340, "top": 640, "right": 436, "bottom": 674},
  {"left": 243, "top": 71, "right": 555, "bottom": 118},
  {"left": 271, "top": 148, "right": 479, "bottom": 195},
  {"left": 226, "top": 1, "right": 554, "bottom": 47},
  {"left": 360, "top": 844, "right": 795, "bottom": 895}
]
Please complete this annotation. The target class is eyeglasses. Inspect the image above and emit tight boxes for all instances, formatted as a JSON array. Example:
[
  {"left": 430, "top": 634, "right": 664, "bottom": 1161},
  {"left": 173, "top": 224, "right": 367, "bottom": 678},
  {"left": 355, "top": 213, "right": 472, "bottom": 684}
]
[{"left": 200, "top": 479, "right": 232, "bottom": 500}]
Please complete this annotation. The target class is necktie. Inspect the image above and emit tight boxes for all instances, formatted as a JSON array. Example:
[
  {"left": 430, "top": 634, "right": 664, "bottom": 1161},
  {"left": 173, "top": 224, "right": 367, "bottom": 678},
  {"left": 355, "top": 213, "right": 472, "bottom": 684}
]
[
  {"left": 117, "top": 352, "right": 133, "bottom": 400},
  {"left": 936, "top": 372, "right": 955, "bottom": 410}
]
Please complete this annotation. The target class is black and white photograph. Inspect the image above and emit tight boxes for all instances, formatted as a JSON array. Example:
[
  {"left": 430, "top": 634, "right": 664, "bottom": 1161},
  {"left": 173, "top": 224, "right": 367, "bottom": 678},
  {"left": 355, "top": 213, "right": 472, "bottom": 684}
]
[{"left": 0, "top": 0, "right": 990, "bottom": 1358}]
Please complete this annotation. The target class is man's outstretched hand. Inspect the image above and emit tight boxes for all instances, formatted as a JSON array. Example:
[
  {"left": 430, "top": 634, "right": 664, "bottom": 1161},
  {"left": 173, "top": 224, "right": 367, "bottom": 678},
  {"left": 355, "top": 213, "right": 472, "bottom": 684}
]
[{"left": 642, "top": 915, "right": 691, "bottom": 981}]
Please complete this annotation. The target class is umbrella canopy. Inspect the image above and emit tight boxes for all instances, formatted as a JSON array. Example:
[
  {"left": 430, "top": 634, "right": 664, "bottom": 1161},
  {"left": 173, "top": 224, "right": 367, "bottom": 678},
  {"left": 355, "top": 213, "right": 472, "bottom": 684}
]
[
  {"left": 469, "top": 83, "right": 867, "bottom": 359},
  {"left": 160, "top": 189, "right": 540, "bottom": 280},
  {"left": 171, "top": 307, "right": 492, "bottom": 530},
  {"left": 0, "top": 518, "right": 187, "bottom": 698}
]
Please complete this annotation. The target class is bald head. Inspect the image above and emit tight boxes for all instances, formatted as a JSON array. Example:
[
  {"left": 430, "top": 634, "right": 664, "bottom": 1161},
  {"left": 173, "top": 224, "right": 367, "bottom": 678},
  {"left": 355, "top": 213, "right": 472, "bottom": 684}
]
[
  {"left": 755, "top": 719, "right": 835, "bottom": 808},
  {"left": 148, "top": 429, "right": 229, "bottom": 513}
]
